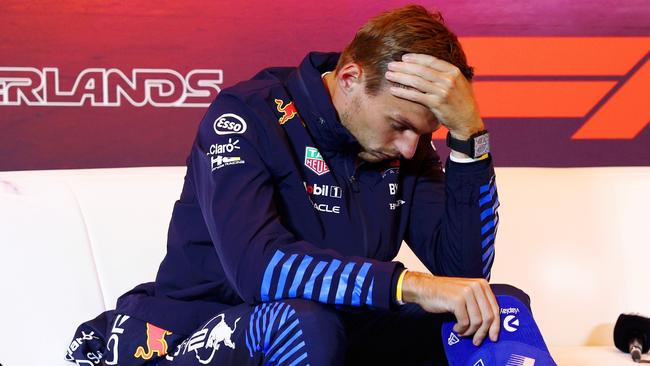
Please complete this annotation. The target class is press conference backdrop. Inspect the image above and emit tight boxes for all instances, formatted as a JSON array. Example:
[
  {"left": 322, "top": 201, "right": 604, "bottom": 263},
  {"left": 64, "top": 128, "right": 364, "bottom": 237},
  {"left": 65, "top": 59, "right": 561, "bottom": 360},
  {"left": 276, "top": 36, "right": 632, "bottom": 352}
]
[{"left": 1, "top": 0, "right": 648, "bottom": 170}]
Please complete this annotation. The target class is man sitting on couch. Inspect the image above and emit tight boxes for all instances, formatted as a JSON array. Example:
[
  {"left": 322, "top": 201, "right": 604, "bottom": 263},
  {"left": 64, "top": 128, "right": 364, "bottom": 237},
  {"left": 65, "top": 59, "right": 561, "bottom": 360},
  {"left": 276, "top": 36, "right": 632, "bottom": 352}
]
[{"left": 65, "top": 5, "right": 555, "bottom": 366}]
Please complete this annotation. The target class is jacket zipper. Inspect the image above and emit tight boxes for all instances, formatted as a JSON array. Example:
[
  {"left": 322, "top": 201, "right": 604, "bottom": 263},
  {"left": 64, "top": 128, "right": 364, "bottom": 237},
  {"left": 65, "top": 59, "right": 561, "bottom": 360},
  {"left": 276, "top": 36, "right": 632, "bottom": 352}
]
[{"left": 345, "top": 157, "right": 370, "bottom": 256}]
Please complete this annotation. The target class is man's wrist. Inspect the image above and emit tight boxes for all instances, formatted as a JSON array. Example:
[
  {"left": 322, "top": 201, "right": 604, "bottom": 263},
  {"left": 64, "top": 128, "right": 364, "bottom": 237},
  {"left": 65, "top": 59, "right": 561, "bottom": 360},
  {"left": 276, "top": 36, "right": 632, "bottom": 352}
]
[
  {"left": 447, "top": 120, "right": 485, "bottom": 141},
  {"left": 402, "top": 270, "right": 431, "bottom": 304},
  {"left": 449, "top": 149, "right": 471, "bottom": 160},
  {"left": 449, "top": 151, "right": 489, "bottom": 163}
]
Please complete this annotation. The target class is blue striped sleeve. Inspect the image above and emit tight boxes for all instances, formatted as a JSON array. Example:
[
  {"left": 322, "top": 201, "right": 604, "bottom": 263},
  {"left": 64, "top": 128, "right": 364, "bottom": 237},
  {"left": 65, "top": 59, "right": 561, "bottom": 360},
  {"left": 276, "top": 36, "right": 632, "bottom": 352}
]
[{"left": 259, "top": 249, "right": 392, "bottom": 308}]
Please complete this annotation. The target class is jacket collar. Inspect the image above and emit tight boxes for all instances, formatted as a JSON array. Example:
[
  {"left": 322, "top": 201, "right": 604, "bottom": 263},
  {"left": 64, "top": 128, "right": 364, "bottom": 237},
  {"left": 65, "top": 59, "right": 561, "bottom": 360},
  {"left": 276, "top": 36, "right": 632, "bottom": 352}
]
[{"left": 287, "top": 52, "right": 360, "bottom": 156}]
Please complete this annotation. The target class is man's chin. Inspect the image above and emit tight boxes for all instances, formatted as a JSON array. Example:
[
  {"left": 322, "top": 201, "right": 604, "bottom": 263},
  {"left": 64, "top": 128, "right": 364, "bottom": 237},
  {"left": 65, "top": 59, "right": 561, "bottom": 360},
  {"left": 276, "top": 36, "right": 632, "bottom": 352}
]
[{"left": 358, "top": 151, "right": 387, "bottom": 163}]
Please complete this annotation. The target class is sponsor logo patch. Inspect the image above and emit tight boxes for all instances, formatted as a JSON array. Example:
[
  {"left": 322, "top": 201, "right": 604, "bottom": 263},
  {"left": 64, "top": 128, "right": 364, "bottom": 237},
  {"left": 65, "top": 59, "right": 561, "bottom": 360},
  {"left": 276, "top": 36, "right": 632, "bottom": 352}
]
[
  {"left": 207, "top": 138, "right": 240, "bottom": 156},
  {"left": 447, "top": 332, "right": 459, "bottom": 346},
  {"left": 501, "top": 307, "right": 520, "bottom": 315},
  {"left": 214, "top": 113, "right": 247, "bottom": 135},
  {"left": 211, "top": 155, "right": 245, "bottom": 171},
  {"left": 389, "top": 183, "right": 398, "bottom": 195},
  {"left": 381, "top": 159, "right": 400, "bottom": 178},
  {"left": 503, "top": 314, "right": 520, "bottom": 333},
  {"left": 304, "top": 182, "right": 342, "bottom": 198},
  {"left": 64, "top": 330, "right": 102, "bottom": 363},
  {"left": 389, "top": 200, "right": 406, "bottom": 210},
  {"left": 275, "top": 99, "right": 298, "bottom": 125},
  {"left": 134, "top": 323, "right": 173, "bottom": 360},
  {"left": 304, "top": 146, "right": 329, "bottom": 176},
  {"left": 313, "top": 203, "right": 340, "bottom": 214},
  {"left": 105, "top": 314, "right": 130, "bottom": 365},
  {"left": 166, "top": 313, "right": 241, "bottom": 363}
]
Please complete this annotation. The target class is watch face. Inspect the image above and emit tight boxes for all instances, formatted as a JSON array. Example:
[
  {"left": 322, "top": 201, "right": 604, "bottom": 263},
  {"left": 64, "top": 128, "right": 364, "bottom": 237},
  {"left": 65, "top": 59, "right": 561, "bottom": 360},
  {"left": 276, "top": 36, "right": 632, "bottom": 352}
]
[{"left": 474, "top": 133, "right": 490, "bottom": 158}]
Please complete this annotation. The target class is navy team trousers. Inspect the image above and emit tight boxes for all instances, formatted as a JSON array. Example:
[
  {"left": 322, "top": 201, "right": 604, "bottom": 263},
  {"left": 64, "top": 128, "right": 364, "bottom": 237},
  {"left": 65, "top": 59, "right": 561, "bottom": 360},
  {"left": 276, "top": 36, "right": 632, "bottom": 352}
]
[{"left": 68, "top": 298, "right": 448, "bottom": 366}]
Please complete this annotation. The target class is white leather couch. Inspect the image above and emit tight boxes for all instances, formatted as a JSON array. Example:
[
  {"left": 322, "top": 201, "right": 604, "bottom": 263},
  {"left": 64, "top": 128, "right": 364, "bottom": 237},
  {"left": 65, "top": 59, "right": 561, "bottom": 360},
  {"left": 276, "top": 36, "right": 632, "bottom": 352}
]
[{"left": 1, "top": 166, "right": 649, "bottom": 365}]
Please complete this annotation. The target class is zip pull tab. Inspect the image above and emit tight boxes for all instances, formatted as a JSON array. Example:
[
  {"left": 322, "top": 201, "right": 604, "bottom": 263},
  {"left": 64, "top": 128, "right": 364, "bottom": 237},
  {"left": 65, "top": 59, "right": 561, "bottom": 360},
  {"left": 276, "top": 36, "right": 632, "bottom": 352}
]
[{"left": 349, "top": 175, "right": 360, "bottom": 193}]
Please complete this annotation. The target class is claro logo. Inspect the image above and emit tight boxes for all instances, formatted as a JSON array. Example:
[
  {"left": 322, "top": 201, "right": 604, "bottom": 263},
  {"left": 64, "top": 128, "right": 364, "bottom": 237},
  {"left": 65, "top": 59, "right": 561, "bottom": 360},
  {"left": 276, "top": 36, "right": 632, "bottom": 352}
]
[
  {"left": 0, "top": 67, "right": 222, "bottom": 107},
  {"left": 427, "top": 37, "right": 650, "bottom": 140}
]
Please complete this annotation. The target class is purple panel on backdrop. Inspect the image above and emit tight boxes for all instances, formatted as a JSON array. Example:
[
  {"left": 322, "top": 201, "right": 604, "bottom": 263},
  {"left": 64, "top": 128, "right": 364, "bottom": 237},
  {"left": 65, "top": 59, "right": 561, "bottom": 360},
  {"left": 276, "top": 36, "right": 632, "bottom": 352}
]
[
  {"left": 437, "top": 0, "right": 650, "bottom": 36},
  {"left": 0, "top": 0, "right": 648, "bottom": 170}
]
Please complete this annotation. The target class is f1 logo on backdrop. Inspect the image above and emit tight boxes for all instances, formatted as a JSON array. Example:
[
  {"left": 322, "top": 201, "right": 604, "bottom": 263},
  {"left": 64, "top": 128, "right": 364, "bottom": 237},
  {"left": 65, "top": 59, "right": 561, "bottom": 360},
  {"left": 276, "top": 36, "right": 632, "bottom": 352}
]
[{"left": 430, "top": 37, "right": 650, "bottom": 140}]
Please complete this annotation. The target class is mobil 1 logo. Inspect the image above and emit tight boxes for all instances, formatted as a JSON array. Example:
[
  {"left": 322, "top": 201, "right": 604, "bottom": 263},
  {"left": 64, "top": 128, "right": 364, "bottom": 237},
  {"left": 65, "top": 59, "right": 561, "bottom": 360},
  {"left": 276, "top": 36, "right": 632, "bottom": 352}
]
[{"left": 304, "top": 182, "right": 342, "bottom": 198}]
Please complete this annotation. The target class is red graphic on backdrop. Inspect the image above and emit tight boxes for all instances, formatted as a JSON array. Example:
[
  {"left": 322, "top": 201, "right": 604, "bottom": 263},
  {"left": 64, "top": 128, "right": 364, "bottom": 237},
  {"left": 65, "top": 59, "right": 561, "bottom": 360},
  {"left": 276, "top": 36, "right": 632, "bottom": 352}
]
[{"left": 0, "top": 67, "right": 223, "bottom": 107}]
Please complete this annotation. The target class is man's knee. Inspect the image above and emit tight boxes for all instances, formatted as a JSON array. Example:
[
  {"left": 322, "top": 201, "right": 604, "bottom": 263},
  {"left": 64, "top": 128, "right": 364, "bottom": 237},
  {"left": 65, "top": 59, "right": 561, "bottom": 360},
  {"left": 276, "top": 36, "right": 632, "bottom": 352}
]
[
  {"left": 248, "top": 299, "right": 345, "bottom": 365},
  {"left": 280, "top": 298, "right": 344, "bottom": 331}
]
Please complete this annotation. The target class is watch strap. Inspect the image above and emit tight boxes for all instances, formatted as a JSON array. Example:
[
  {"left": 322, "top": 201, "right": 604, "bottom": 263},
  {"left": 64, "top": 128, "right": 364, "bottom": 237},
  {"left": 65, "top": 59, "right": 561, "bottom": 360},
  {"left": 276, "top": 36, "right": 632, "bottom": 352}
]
[{"left": 446, "top": 130, "right": 490, "bottom": 159}]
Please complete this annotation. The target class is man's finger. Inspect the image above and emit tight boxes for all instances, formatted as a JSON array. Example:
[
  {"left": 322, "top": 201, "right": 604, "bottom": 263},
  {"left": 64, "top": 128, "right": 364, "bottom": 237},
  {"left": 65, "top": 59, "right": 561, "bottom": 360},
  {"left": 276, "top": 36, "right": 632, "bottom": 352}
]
[
  {"left": 387, "top": 61, "right": 449, "bottom": 84},
  {"left": 471, "top": 283, "right": 494, "bottom": 346},
  {"left": 460, "top": 289, "right": 482, "bottom": 337},
  {"left": 385, "top": 70, "right": 432, "bottom": 94},
  {"left": 452, "top": 302, "right": 470, "bottom": 335},
  {"left": 402, "top": 53, "right": 456, "bottom": 73},
  {"left": 388, "top": 86, "right": 441, "bottom": 108},
  {"left": 483, "top": 283, "right": 501, "bottom": 342}
]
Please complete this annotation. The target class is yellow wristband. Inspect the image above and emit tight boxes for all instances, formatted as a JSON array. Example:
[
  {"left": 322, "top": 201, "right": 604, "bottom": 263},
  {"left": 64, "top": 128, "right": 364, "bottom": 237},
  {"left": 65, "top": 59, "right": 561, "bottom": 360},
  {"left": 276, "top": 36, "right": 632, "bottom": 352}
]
[{"left": 396, "top": 269, "right": 408, "bottom": 305}]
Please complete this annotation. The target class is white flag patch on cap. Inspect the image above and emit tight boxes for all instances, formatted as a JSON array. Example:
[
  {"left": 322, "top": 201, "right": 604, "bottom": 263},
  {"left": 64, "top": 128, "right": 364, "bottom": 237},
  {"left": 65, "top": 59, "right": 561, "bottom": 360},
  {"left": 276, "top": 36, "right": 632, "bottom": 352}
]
[{"left": 507, "top": 354, "right": 536, "bottom": 366}]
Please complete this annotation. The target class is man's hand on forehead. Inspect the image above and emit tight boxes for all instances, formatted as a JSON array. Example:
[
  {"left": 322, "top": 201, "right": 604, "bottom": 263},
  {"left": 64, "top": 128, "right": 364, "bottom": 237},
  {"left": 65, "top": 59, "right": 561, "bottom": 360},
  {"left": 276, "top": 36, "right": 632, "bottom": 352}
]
[{"left": 385, "top": 53, "right": 485, "bottom": 140}]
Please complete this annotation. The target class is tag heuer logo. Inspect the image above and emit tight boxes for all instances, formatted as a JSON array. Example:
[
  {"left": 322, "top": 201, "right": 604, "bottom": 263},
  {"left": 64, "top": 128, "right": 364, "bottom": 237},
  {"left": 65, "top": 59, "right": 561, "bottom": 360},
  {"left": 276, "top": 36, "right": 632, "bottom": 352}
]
[{"left": 304, "top": 146, "right": 329, "bottom": 176}]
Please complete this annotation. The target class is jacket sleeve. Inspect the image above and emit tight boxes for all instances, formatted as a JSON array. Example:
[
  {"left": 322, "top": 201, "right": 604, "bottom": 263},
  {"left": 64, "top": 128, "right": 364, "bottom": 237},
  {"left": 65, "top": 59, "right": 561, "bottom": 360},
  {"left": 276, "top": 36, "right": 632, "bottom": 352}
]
[
  {"left": 404, "top": 137, "right": 499, "bottom": 279},
  {"left": 189, "top": 94, "right": 403, "bottom": 309}
]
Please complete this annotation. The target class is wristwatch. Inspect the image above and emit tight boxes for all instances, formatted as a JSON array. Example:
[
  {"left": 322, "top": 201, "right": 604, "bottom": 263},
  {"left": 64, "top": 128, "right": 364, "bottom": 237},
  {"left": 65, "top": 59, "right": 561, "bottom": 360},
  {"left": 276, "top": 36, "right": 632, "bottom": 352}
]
[{"left": 446, "top": 130, "right": 490, "bottom": 159}]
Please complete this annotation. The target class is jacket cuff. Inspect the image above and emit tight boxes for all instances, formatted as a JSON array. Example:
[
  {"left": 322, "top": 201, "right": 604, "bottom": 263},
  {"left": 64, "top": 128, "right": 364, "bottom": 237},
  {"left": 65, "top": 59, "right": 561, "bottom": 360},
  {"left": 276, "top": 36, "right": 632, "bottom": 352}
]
[
  {"left": 446, "top": 153, "right": 493, "bottom": 173},
  {"left": 389, "top": 267, "right": 409, "bottom": 309},
  {"left": 371, "top": 260, "right": 405, "bottom": 310},
  {"left": 445, "top": 154, "right": 495, "bottom": 205}
]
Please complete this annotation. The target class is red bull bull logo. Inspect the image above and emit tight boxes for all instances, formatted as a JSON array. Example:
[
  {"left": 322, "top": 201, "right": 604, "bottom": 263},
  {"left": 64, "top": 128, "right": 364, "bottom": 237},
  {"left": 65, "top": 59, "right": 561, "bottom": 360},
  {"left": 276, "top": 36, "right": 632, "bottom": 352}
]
[
  {"left": 134, "top": 323, "right": 173, "bottom": 360},
  {"left": 275, "top": 98, "right": 298, "bottom": 125},
  {"left": 166, "top": 313, "right": 241, "bottom": 363}
]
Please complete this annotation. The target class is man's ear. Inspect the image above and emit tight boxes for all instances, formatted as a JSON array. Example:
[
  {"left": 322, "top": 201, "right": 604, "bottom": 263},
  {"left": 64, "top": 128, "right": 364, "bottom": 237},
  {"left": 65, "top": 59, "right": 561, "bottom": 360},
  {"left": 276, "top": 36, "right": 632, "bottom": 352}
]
[{"left": 336, "top": 63, "right": 364, "bottom": 95}]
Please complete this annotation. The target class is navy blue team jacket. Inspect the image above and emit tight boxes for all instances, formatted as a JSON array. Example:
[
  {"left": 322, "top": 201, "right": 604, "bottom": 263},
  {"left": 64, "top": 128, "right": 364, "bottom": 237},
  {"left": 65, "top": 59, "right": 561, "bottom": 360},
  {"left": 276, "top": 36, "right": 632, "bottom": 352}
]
[{"left": 116, "top": 52, "right": 500, "bottom": 336}]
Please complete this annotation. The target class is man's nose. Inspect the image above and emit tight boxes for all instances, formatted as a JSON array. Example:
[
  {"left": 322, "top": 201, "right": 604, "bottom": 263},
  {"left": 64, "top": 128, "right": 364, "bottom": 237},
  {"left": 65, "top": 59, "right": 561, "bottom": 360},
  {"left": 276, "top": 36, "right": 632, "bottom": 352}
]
[{"left": 395, "top": 132, "right": 419, "bottom": 159}]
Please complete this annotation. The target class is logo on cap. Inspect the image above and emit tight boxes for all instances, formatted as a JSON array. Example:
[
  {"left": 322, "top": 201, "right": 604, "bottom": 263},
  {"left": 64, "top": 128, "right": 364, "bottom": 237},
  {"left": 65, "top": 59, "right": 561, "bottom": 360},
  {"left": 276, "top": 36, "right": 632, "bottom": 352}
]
[
  {"left": 506, "top": 354, "right": 536, "bottom": 365},
  {"left": 447, "top": 332, "right": 459, "bottom": 346},
  {"left": 504, "top": 315, "right": 520, "bottom": 332}
]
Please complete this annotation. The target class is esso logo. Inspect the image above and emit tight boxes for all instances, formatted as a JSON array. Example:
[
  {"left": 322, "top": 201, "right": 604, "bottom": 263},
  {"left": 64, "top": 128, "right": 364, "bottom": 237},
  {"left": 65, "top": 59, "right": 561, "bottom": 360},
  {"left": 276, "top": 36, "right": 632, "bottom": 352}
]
[{"left": 213, "top": 113, "right": 247, "bottom": 135}]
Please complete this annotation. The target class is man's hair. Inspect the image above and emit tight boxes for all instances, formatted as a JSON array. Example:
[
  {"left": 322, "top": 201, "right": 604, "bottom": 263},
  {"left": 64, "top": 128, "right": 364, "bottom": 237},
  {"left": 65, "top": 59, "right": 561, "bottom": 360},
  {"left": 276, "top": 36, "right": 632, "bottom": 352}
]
[{"left": 335, "top": 5, "right": 474, "bottom": 95}]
